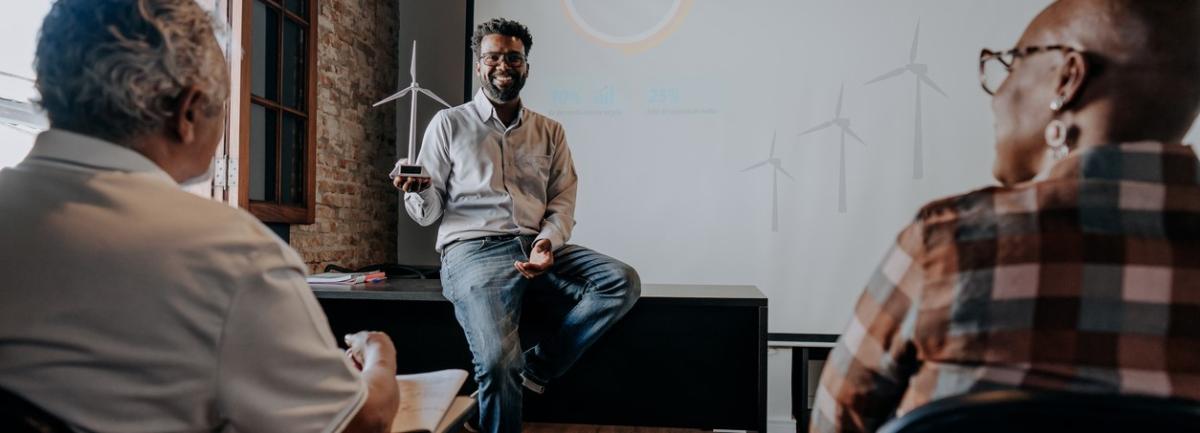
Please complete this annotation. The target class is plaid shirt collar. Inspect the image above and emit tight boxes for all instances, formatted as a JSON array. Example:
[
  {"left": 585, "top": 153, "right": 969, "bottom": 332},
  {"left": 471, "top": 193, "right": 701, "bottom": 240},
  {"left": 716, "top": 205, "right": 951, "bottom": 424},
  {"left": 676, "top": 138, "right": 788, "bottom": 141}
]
[{"left": 1047, "top": 142, "right": 1199, "bottom": 185}]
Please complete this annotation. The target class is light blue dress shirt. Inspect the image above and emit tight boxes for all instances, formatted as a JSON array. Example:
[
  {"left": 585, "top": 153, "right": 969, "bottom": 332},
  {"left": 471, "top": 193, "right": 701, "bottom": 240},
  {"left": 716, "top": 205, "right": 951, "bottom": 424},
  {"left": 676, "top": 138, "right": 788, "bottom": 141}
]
[{"left": 401, "top": 90, "right": 579, "bottom": 253}]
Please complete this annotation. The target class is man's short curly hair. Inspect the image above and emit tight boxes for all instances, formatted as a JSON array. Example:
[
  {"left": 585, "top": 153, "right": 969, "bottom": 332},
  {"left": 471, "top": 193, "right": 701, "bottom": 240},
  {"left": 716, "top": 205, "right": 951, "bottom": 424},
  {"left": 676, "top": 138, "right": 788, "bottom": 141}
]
[
  {"left": 35, "top": 0, "right": 229, "bottom": 145},
  {"left": 471, "top": 18, "right": 533, "bottom": 59}
]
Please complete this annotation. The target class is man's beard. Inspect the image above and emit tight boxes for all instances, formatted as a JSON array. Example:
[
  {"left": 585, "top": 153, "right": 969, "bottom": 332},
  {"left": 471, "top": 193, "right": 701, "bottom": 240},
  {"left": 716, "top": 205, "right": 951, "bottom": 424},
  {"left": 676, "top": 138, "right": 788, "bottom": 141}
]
[{"left": 481, "top": 70, "right": 525, "bottom": 102}]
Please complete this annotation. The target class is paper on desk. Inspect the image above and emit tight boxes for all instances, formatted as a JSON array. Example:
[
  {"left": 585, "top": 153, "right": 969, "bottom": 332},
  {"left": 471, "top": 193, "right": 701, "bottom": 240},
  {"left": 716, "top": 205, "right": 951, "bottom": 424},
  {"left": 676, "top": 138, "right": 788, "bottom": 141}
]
[
  {"left": 434, "top": 396, "right": 476, "bottom": 433},
  {"left": 306, "top": 272, "right": 356, "bottom": 283},
  {"left": 391, "top": 369, "right": 470, "bottom": 433},
  {"left": 306, "top": 271, "right": 386, "bottom": 285}
]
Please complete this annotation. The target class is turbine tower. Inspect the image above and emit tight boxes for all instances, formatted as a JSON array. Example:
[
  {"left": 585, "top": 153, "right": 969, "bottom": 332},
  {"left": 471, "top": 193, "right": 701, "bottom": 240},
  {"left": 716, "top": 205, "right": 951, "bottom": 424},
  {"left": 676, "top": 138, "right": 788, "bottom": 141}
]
[
  {"left": 798, "top": 85, "right": 866, "bottom": 213},
  {"left": 865, "top": 20, "right": 947, "bottom": 180},
  {"left": 741, "top": 131, "right": 793, "bottom": 232}
]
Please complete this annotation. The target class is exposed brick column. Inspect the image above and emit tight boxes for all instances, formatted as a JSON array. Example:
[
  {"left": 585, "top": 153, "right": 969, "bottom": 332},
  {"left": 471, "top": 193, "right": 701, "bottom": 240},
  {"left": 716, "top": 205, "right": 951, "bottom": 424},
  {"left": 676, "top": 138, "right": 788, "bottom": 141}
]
[{"left": 291, "top": 0, "right": 399, "bottom": 272}]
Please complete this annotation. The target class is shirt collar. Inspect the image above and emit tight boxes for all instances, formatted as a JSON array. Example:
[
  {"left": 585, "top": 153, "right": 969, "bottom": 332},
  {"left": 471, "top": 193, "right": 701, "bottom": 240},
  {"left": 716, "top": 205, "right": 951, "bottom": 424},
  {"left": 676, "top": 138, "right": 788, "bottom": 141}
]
[
  {"left": 23, "top": 129, "right": 176, "bottom": 184},
  {"left": 1047, "top": 141, "right": 1200, "bottom": 185},
  {"left": 471, "top": 89, "right": 524, "bottom": 128}
]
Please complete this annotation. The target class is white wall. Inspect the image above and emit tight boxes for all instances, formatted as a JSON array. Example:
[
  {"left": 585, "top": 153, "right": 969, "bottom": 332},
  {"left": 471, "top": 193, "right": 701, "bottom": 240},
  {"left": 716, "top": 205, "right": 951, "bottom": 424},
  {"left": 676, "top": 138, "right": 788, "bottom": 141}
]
[
  {"left": 0, "top": 1, "right": 53, "bottom": 169},
  {"left": 473, "top": 0, "right": 1073, "bottom": 335},
  {"left": 766, "top": 348, "right": 796, "bottom": 432}
]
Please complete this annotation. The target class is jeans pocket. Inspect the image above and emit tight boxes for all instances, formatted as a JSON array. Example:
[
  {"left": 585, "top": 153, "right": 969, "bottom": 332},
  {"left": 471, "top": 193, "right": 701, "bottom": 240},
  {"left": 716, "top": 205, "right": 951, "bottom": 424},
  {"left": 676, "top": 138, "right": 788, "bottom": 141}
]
[
  {"left": 518, "top": 237, "right": 530, "bottom": 260},
  {"left": 441, "top": 239, "right": 483, "bottom": 284},
  {"left": 441, "top": 282, "right": 458, "bottom": 303}
]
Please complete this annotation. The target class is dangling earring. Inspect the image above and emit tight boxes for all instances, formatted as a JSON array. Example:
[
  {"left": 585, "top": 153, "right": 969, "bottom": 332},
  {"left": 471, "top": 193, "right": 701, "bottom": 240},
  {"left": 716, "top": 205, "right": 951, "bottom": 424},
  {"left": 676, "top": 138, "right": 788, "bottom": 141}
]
[
  {"left": 1044, "top": 97, "right": 1070, "bottom": 160},
  {"left": 1044, "top": 120, "right": 1069, "bottom": 160}
]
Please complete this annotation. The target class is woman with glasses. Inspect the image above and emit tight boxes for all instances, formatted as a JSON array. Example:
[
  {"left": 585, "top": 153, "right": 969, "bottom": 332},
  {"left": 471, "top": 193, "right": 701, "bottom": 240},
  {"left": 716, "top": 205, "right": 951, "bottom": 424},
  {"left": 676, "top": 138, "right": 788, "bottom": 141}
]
[{"left": 812, "top": 1, "right": 1200, "bottom": 432}]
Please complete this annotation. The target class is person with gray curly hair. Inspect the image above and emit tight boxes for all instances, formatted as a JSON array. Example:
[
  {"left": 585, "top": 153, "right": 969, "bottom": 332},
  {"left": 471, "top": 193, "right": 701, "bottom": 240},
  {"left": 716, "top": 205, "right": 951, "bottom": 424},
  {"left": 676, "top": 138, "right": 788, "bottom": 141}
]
[
  {"left": 35, "top": 0, "right": 231, "bottom": 148},
  {"left": 0, "top": 1, "right": 400, "bottom": 432}
]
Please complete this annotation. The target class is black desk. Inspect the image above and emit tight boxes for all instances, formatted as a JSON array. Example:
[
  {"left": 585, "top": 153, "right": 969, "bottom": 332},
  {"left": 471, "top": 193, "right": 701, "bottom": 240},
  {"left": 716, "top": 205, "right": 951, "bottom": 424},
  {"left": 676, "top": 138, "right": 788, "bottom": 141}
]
[{"left": 313, "top": 280, "right": 768, "bottom": 432}]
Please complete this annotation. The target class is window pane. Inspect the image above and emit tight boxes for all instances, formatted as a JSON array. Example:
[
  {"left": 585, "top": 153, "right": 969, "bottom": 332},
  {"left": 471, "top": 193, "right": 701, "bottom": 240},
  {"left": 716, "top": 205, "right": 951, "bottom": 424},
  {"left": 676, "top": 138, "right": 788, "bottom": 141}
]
[
  {"left": 251, "top": 0, "right": 278, "bottom": 100},
  {"left": 281, "top": 19, "right": 305, "bottom": 110},
  {"left": 280, "top": 113, "right": 305, "bottom": 205},
  {"left": 250, "top": 103, "right": 278, "bottom": 202},
  {"left": 285, "top": 0, "right": 305, "bottom": 19}
]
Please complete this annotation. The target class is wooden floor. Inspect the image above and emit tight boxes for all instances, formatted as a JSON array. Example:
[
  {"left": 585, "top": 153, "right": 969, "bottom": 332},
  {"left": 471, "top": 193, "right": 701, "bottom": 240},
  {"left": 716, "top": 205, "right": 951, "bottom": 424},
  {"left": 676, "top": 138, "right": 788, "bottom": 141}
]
[{"left": 523, "top": 424, "right": 706, "bottom": 433}]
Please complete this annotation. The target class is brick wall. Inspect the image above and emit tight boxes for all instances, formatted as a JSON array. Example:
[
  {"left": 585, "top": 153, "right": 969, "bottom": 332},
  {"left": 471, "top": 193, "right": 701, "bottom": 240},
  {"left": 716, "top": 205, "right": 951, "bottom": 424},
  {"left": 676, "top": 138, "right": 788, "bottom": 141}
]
[{"left": 291, "top": 0, "right": 399, "bottom": 272}]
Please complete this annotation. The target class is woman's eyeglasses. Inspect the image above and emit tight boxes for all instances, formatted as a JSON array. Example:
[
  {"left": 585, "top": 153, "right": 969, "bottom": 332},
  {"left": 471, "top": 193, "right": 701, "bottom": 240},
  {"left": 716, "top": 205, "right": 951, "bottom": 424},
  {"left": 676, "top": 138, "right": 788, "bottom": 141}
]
[{"left": 979, "top": 45, "right": 1080, "bottom": 95}]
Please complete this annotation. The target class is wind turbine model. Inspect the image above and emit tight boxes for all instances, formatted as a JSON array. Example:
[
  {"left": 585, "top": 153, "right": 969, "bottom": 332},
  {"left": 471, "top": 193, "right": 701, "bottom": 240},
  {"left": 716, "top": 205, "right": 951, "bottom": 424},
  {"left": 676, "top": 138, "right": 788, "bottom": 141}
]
[
  {"left": 865, "top": 20, "right": 947, "bottom": 180},
  {"left": 374, "top": 41, "right": 452, "bottom": 178},
  {"left": 741, "top": 131, "right": 793, "bottom": 232},
  {"left": 798, "top": 84, "right": 866, "bottom": 213}
]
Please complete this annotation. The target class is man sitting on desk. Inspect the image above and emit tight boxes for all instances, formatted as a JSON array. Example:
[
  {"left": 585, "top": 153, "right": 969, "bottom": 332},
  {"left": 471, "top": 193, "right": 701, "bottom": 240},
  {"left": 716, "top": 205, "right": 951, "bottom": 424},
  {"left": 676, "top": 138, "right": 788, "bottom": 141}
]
[
  {"left": 0, "top": 1, "right": 398, "bottom": 432},
  {"left": 393, "top": 18, "right": 641, "bottom": 433}
]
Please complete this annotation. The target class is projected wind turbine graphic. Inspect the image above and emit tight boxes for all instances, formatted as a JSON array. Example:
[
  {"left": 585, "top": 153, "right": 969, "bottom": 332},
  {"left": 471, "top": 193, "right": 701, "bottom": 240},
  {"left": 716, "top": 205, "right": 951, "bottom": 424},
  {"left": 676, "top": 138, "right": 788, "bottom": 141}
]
[
  {"left": 373, "top": 41, "right": 452, "bottom": 174},
  {"left": 865, "top": 20, "right": 946, "bottom": 180},
  {"left": 799, "top": 85, "right": 866, "bottom": 213},
  {"left": 741, "top": 131, "right": 793, "bottom": 232}
]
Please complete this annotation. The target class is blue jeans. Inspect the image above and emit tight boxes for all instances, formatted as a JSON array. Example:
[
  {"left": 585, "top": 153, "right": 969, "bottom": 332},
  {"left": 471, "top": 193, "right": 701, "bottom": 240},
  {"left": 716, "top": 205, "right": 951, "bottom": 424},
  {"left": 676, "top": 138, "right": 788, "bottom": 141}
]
[{"left": 440, "top": 235, "right": 641, "bottom": 433}]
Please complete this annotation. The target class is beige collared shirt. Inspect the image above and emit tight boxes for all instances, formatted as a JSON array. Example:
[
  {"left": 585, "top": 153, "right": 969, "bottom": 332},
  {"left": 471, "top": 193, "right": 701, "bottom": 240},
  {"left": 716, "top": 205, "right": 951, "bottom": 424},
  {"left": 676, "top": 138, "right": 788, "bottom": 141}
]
[
  {"left": 400, "top": 90, "right": 579, "bottom": 253},
  {"left": 0, "top": 130, "right": 365, "bottom": 433}
]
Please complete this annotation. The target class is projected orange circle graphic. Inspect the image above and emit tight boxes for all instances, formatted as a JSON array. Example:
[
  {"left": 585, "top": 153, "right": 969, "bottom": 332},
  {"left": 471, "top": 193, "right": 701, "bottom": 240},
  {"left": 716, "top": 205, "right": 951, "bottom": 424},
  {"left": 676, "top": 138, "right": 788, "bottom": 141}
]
[{"left": 560, "top": 0, "right": 693, "bottom": 54}]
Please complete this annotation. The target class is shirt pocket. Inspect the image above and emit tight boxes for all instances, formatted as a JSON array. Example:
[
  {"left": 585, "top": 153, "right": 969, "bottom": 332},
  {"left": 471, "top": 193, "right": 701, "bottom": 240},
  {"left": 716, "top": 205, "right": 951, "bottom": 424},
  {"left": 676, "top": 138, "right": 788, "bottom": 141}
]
[{"left": 514, "top": 155, "right": 552, "bottom": 201}]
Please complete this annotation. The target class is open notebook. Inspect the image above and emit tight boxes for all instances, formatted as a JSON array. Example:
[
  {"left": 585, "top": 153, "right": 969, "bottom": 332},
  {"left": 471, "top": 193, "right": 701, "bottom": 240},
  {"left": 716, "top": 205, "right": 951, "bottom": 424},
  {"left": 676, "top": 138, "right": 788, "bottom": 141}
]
[{"left": 392, "top": 369, "right": 473, "bottom": 433}]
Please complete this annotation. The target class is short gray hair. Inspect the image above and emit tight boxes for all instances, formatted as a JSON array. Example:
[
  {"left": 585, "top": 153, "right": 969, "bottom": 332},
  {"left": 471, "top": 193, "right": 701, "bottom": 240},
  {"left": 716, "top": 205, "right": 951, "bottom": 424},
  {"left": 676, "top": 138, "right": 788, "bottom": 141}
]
[{"left": 35, "top": 0, "right": 229, "bottom": 145}]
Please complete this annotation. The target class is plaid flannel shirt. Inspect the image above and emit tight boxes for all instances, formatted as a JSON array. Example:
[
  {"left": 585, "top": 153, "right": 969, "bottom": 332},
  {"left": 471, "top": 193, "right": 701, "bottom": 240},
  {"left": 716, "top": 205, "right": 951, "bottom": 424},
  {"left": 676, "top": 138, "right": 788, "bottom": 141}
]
[{"left": 811, "top": 142, "right": 1200, "bottom": 433}]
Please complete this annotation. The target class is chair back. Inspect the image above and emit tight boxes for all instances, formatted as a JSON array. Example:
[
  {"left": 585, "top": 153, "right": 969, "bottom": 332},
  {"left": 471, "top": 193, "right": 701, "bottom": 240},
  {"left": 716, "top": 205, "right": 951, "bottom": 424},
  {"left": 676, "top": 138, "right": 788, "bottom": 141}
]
[{"left": 0, "top": 386, "right": 71, "bottom": 433}]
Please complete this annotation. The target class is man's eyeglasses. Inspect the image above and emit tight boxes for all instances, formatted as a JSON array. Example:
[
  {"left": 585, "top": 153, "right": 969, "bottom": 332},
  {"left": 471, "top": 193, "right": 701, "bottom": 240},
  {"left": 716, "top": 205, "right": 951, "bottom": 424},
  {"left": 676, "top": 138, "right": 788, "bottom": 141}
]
[
  {"left": 479, "top": 52, "right": 527, "bottom": 67},
  {"left": 979, "top": 45, "right": 1080, "bottom": 95}
]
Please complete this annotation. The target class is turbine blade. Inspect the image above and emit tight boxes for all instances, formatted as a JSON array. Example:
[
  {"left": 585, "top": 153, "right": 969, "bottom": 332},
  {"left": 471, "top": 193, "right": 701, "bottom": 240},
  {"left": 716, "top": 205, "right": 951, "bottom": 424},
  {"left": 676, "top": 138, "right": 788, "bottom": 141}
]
[
  {"left": 865, "top": 67, "right": 906, "bottom": 85},
  {"left": 0, "top": 122, "right": 37, "bottom": 135},
  {"left": 410, "top": 40, "right": 417, "bottom": 82},
  {"left": 371, "top": 86, "right": 413, "bottom": 107},
  {"left": 919, "top": 74, "right": 948, "bottom": 98},
  {"left": 910, "top": 20, "right": 921, "bottom": 63},
  {"left": 845, "top": 127, "right": 867, "bottom": 145},
  {"left": 836, "top": 84, "right": 845, "bottom": 117},
  {"left": 0, "top": 70, "right": 34, "bottom": 83},
  {"left": 741, "top": 160, "right": 770, "bottom": 172},
  {"left": 418, "top": 88, "right": 453, "bottom": 108},
  {"left": 799, "top": 121, "right": 834, "bottom": 137},
  {"left": 777, "top": 166, "right": 796, "bottom": 181},
  {"left": 769, "top": 131, "right": 777, "bottom": 157}
]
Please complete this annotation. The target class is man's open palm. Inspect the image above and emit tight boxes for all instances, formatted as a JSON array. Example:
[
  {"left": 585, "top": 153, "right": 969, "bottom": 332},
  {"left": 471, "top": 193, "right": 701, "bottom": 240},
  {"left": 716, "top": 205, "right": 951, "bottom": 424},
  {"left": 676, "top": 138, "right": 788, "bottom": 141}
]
[{"left": 515, "top": 239, "right": 553, "bottom": 279}]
